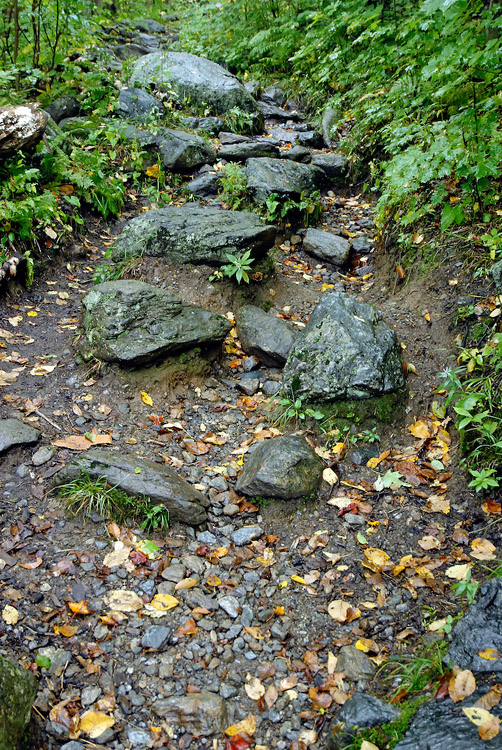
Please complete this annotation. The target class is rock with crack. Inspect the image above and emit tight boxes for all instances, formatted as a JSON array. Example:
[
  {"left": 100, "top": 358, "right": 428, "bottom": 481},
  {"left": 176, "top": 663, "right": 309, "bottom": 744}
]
[
  {"left": 152, "top": 691, "right": 228, "bottom": 735},
  {"left": 112, "top": 204, "right": 275, "bottom": 264},
  {"left": 246, "top": 157, "right": 325, "bottom": 203},
  {"left": 236, "top": 435, "right": 323, "bottom": 499},
  {"left": 326, "top": 693, "right": 400, "bottom": 750},
  {"left": 80, "top": 280, "right": 231, "bottom": 366},
  {"left": 0, "top": 419, "right": 40, "bottom": 454},
  {"left": 117, "top": 88, "right": 163, "bottom": 122},
  {"left": 0, "top": 104, "right": 48, "bottom": 155},
  {"left": 302, "top": 228, "right": 351, "bottom": 266},
  {"left": 119, "top": 124, "right": 215, "bottom": 170},
  {"left": 0, "top": 655, "right": 38, "bottom": 750},
  {"left": 129, "top": 51, "right": 262, "bottom": 129},
  {"left": 283, "top": 292, "right": 405, "bottom": 401},
  {"left": 52, "top": 448, "right": 209, "bottom": 525},
  {"left": 236, "top": 304, "right": 298, "bottom": 366}
]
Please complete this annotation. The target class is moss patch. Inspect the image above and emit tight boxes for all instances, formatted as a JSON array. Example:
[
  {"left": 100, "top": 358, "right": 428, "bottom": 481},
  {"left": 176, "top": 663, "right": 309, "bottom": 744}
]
[{"left": 310, "top": 391, "right": 406, "bottom": 429}]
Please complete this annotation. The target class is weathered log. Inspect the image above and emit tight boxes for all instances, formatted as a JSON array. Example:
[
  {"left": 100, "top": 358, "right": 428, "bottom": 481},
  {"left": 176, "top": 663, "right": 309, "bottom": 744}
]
[{"left": 0, "top": 104, "right": 48, "bottom": 155}]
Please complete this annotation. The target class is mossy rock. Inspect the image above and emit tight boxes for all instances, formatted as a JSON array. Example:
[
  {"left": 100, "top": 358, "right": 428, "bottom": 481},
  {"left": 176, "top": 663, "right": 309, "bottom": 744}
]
[
  {"left": 310, "top": 391, "right": 406, "bottom": 427},
  {"left": 0, "top": 656, "right": 38, "bottom": 750}
]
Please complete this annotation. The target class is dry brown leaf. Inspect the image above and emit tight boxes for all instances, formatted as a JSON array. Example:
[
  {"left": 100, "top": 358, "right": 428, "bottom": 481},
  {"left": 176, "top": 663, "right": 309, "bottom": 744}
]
[
  {"left": 174, "top": 577, "right": 199, "bottom": 591},
  {"left": 54, "top": 624, "right": 78, "bottom": 637},
  {"left": 361, "top": 742, "right": 380, "bottom": 750},
  {"left": 408, "top": 420, "right": 431, "bottom": 439},
  {"left": 245, "top": 676, "right": 265, "bottom": 700},
  {"left": 418, "top": 535, "right": 441, "bottom": 551},
  {"left": 364, "top": 548, "right": 391, "bottom": 569},
  {"left": 478, "top": 649, "right": 501, "bottom": 662},
  {"left": 103, "top": 589, "right": 143, "bottom": 613},
  {"left": 277, "top": 675, "right": 298, "bottom": 692},
  {"left": 445, "top": 563, "right": 472, "bottom": 580},
  {"left": 425, "top": 494, "right": 450, "bottom": 514},
  {"left": 225, "top": 713, "right": 257, "bottom": 737},
  {"left": 479, "top": 714, "right": 500, "bottom": 741},
  {"left": 471, "top": 538, "right": 497, "bottom": 560},
  {"left": 449, "top": 669, "right": 476, "bottom": 703},
  {"left": 103, "top": 541, "right": 130, "bottom": 568},
  {"left": 2, "top": 605, "right": 19, "bottom": 624},
  {"left": 328, "top": 600, "right": 361, "bottom": 624},
  {"left": 53, "top": 430, "right": 112, "bottom": 450},
  {"left": 264, "top": 684, "right": 278, "bottom": 708},
  {"left": 475, "top": 686, "right": 502, "bottom": 710},
  {"left": 79, "top": 710, "right": 115, "bottom": 738}
]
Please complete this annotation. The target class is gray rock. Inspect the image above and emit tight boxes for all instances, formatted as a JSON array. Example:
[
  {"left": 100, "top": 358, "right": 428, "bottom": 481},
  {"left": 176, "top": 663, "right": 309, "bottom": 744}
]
[
  {"left": 60, "top": 743, "right": 85, "bottom": 750},
  {"left": 322, "top": 106, "right": 339, "bottom": 146},
  {"left": 262, "top": 380, "right": 281, "bottom": 396},
  {"left": 80, "top": 280, "right": 231, "bottom": 365},
  {"left": 112, "top": 203, "right": 275, "bottom": 264},
  {"left": 296, "top": 130, "right": 324, "bottom": 149},
  {"left": 236, "top": 435, "right": 322, "bottom": 499},
  {"left": 258, "top": 101, "right": 299, "bottom": 121},
  {"left": 127, "top": 726, "right": 153, "bottom": 746},
  {"left": 187, "top": 172, "right": 221, "bottom": 197},
  {"left": 153, "top": 691, "right": 228, "bottom": 735},
  {"left": 135, "top": 18, "right": 165, "bottom": 33},
  {"left": 0, "top": 103, "right": 48, "bottom": 155},
  {"left": 394, "top": 689, "right": 502, "bottom": 750},
  {"left": 218, "top": 131, "right": 251, "bottom": 145},
  {"left": 117, "top": 87, "right": 163, "bottom": 122},
  {"left": 0, "top": 419, "right": 40, "bottom": 454},
  {"left": 0, "top": 656, "right": 38, "bottom": 749},
  {"left": 237, "top": 372, "right": 260, "bottom": 396},
  {"left": 311, "top": 152, "right": 348, "bottom": 185},
  {"left": 218, "top": 595, "right": 240, "bottom": 619},
  {"left": 161, "top": 563, "right": 186, "bottom": 583},
  {"left": 246, "top": 157, "right": 325, "bottom": 203},
  {"left": 283, "top": 145, "right": 311, "bottom": 163},
  {"left": 336, "top": 645, "right": 376, "bottom": 680},
  {"left": 114, "top": 43, "right": 150, "bottom": 59},
  {"left": 230, "top": 526, "right": 263, "bottom": 546},
  {"left": 32, "top": 445, "right": 55, "bottom": 466},
  {"left": 492, "top": 260, "right": 502, "bottom": 294},
  {"left": 236, "top": 305, "right": 297, "bottom": 366},
  {"left": 262, "top": 85, "right": 287, "bottom": 106},
  {"left": 283, "top": 292, "right": 405, "bottom": 401},
  {"left": 120, "top": 124, "right": 215, "bottom": 170},
  {"left": 446, "top": 580, "right": 502, "bottom": 673},
  {"left": 303, "top": 228, "right": 350, "bottom": 266},
  {"left": 218, "top": 141, "right": 280, "bottom": 161},
  {"left": 352, "top": 236, "right": 372, "bottom": 252},
  {"left": 327, "top": 693, "right": 399, "bottom": 750},
  {"left": 81, "top": 685, "right": 101, "bottom": 706},
  {"left": 57, "top": 116, "right": 94, "bottom": 137},
  {"left": 46, "top": 721, "right": 69, "bottom": 740},
  {"left": 180, "top": 115, "right": 224, "bottom": 134},
  {"left": 141, "top": 625, "right": 172, "bottom": 650},
  {"left": 45, "top": 95, "right": 80, "bottom": 124},
  {"left": 130, "top": 52, "right": 261, "bottom": 127},
  {"left": 244, "top": 80, "right": 261, "bottom": 98},
  {"left": 52, "top": 448, "right": 209, "bottom": 525}
]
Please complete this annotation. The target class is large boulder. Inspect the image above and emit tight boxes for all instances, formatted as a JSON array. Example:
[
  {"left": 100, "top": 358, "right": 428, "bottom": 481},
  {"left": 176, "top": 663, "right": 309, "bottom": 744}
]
[
  {"left": 112, "top": 204, "right": 276, "bottom": 264},
  {"left": 80, "top": 280, "right": 231, "bottom": 366},
  {"left": 119, "top": 124, "right": 215, "bottom": 170},
  {"left": 53, "top": 448, "right": 209, "bottom": 525},
  {"left": 0, "top": 104, "right": 48, "bottom": 155},
  {"left": 246, "top": 157, "right": 325, "bottom": 203},
  {"left": 0, "top": 419, "right": 40, "bottom": 454},
  {"left": 45, "top": 95, "right": 81, "bottom": 124},
  {"left": 0, "top": 656, "right": 38, "bottom": 750},
  {"left": 283, "top": 293, "right": 405, "bottom": 401},
  {"left": 311, "top": 152, "right": 348, "bottom": 185},
  {"left": 153, "top": 691, "right": 228, "bottom": 735},
  {"left": 236, "top": 305, "right": 297, "bottom": 366},
  {"left": 303, "top": 228, "right": 350, "bottom": 266},
  {"left": 218, "top": 140, "right": 280, "bottom": 161},
  {"left": 236, "top": 435, "right": 323, "bottom": 499},
  {"left": 129, "top": 51, "right": 262, "bottom": 127},
  {"left": 118, "top": 88, "right": 163, "bottom": 121}
]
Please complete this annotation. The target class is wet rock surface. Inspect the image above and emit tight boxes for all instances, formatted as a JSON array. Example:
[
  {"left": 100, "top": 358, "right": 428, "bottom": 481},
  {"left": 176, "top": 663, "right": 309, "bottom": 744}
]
[
  {"left": 302, "top": 227, "right": 351, "bottom": 266},
  {"left": 0, "top": 656, "right": 38, "bottom": 750},
  {"left": 236, "top": 304, "right": 298, "bottom": 365},
  {"left": 0, "top": 418, "right": 40, "bottom": 454},
  {"left": 246, "top": 157, "right": 325, "bottom": 202},
  {"left": 120, "top": 123, "right": 216, "bottom": 169},
  {"left": 327, "top": 693, "right": 399, "bottom": 750}
]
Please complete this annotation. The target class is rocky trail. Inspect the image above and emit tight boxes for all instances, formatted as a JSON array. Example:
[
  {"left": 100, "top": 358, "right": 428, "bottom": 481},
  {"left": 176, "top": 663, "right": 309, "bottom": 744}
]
[{"left": 1, "top": 17, "right": 502, "bottom": 750}]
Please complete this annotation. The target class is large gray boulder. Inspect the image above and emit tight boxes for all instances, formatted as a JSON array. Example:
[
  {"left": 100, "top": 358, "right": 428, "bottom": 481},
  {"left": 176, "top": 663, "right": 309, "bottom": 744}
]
[
  {"left": 0, "top": 656, "right": 38, "bottom": 750},
  {"left": 117, "top": 87, "right": 163, "bottom": 121},
  {"left": 112, "top": 204, "right": 275, "bottom": 264},
  {"left": 218, "top": 140, "right": 280, "bottom": 161},
  {"left": 119, "top": 124, "right": 215, "bottom": 170},
  {"left": 153, "top": 691, "right": 228, "bottom": 735},
  {"left": 236, "top": 305, "right": 297, "bottom": 365},
  {"left": 80, "top": 280, "right": 231, "bottom": 366},
  {"left": 311, "top": 152, "right": 348, "bottom": 185},
  {"left": 246, "top": 157, "right": 325, "bottom": 203},
  {"left": 283, "top": 293, "right": 405, "bottom": 401},
  {"left": 236, "top": 435, "right": 323, "bottom": 499},
  {"left": 303, "top": 228, "right": 350, "bottom": 266},
  {"left": 0, "top": 419, "right": 40, "bottom": 454},
  {"left": 53, "top": 448, "right": 209, "bottom": 525},
  {"left": 0, "top": 104, "right": 48, "bottom": 155},
  {"left": 130, "top": 51, "right": 262, "bottom": 127},
  {"left": 45, "top": 95, "right": 81, "bottom": 124}
]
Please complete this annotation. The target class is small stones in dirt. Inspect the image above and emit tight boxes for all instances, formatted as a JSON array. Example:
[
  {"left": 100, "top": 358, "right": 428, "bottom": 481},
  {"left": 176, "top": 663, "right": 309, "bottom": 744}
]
[
  {"left": 236, "top": 434, "right": 323, "bottom": 499},
  {"left": 327, "top": 693, "right": 400, "bottom": 750},
  {"left": 283, "top": 292, "right": 405, "bottom": 401},
  {"left": 0, "top": 418, "right": 40, "bottom": 454},
  {"left": 302, "top": 227, "right": 351, "bottom": 266},
  {"left": 246, "top": 157, "right": 325, "bottom": 202},
  {"left": 153, "top": 690, "right": 228, "bottom": 735},
  {"left": 31, "top": 445, "right": 55, "bottom": 466},
  {"left": 236, "top": 304, "right": 298, "bottom": 366},
  {"left": 52, "top": 447, "right": 209, "bottom": 525},
  {"left": 80, "top": 280, "right": 231, "bottom": 365}
]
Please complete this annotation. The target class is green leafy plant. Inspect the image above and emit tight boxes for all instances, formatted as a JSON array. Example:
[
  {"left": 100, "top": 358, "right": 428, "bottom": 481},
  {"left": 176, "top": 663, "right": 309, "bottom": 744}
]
[
  {"left": 209, "top": 249, "right": 255, "bottom": 284},
  {"left": 269, "top": 392, "right": 324, "bottom": 429},
  {"left": 374, "top": 469, "right": 408, "bottom": 491},
  {"left": 219, "top": 163, "right": 248, "bottom": 210},
  {"left": 451, "top": 569, "right": 480, "bottom": 606},
  {"left": 263, "top": 190, "right": 323, "bottom": 226},
  {"left": 56, "top": 473, "right": 169, "bottom": 533}
]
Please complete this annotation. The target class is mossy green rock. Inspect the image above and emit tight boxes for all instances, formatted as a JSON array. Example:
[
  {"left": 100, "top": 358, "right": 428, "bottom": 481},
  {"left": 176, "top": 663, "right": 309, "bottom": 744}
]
[
  {"left": 112, "top": 204, "right": 276, "bottom": 264},
  {"left": 0, "top": 656, "right": 38, "bottom": 750},
  {"left": 119, "top": 123, "right": 215, "bottom": 170},
  {"left": 283, "top": 292, "right": 405, "bottom": 402},
  {"left": 80, "top": 280, "right": 231, "bottom": 366},
  {"left": 235, "top": 435, "right": 322, "bottom": 499}
]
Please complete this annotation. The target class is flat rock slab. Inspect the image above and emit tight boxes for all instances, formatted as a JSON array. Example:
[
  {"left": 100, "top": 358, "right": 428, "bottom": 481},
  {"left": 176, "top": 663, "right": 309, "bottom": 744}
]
[
  {"left": 303, "top": 228, "right": 350, "bottom": 266},
  {"left": 311, "top": 152, "right": 348, "bottom": 184},
  {"left": 153, "top": 691, "right": 228, "bottom": 735},
  {"left": 52, "top": 448, "right": 209, "bottom": 525},
  {"left": 283, "top": 292, "right": 405, "bottom": 401},
  {"left": 130, "top": 51, "right": 261, "bottom": 126},
  {"left": 236, "top": 304, "right": 297, "bottom": 365},
  {"left": 0, "top": 656, "right": 38, "bottom": 750},
  {"left": 236, "top": 435, "right": 323, "bottom": 499},
  {"left": 446, "top": 580, "right": 502, "bottom": 673},
  {"left": 80, "top": 280, "right": 231, "bottom": 366},
  {"left": 0, "top": 419, "right": 40, "bottom": 454},
  {"left": 246, "top": 157, "right": 325, "bottom": 203},
  {"left": 112, "top": 203, "right": 276, "bottom": 264},
  {"left": 394, "top": 689, "right": 502, "bottom": 749},
  {"left": 218, "top": 141, "right": 280, "bottom": 161},
  {"left": 120, "top": 124, "right": 215, "bottom": 170}
]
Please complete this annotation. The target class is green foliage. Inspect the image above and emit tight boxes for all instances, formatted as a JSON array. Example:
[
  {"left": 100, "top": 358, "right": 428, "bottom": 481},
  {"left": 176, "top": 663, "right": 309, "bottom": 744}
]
[
  {"left": 219, "top": 163, "right": 248, "bottom": 210},
  {"left": 263, "top": 190, "right": 323, "bottom": 226},
  {"left": 451, "top": 569, "right": 480, "bottom": 605},
  {"left": 384, "top": 640, "right": 449, "bottom": 699},
  {"left": 209, "top": 249, "right": 255, "bottom": 284},
  {"left": 57, "top": 473, "right": 170, "bottom": 533},
  {"left": 270, "top": 392, "right": 324, "bottom": 429}
]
